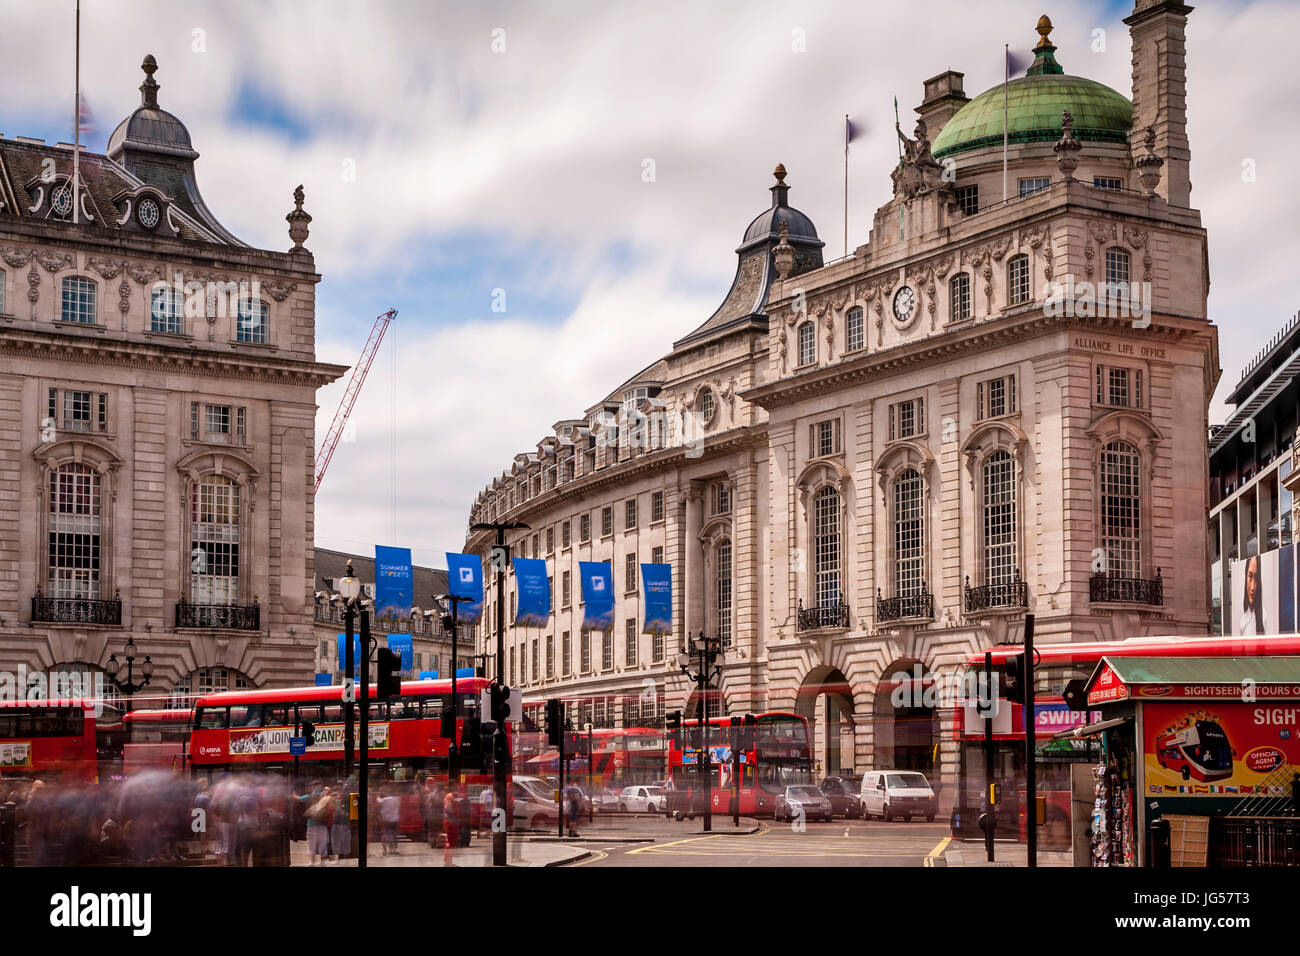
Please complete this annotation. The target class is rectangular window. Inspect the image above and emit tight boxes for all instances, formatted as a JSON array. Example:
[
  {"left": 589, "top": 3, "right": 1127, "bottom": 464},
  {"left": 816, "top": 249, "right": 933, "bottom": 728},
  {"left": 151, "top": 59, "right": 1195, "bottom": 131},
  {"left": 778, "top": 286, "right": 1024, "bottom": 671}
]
[
  {"left": 716, "top": 540, "right": 732, "bottom": 649},
  {"left": 811, "top": 419, "right": 841, "bottom": 457},
  {"left": 625, "top": 618, "right": 638, "bottom": 666},
  {"left": 531, "top": 639, "right": 539, "bottom": 681},
  {"left": 712, "top": 482, "right": 730, "bottom": 516},
  {"left": 977, "top": 374, "right": 1017, "bottom": 420},
  {"left": 955, "top": 184, "right": 979, "bottom": 216},
  {"left": 602, "top": 506, "right": 614, "bottom": 537},
  {"left": 594, "top": 700, "right": 607, "bottom": 729},
  {"left": 546, "top": 527, "right": 554, "bottom": 554},
  {"left": 150, "top": 288, "right": 184, "bottom": 334},
  {"left": 580, "top": 514, "right": 591, "bottom": 542},
  {"left": 625, "top": 698, "right": 640, "bottom": 727},
  {"left": 509, "top": 647, "right": 515, "bottom": 685},
  {"left": 1096, "top": 365, "right": 1143, "bottom": 409},
  {"left": 1018, "top": 177, "right": 1051, "bottom": 197},
  {"left": 236, "top": 299, "right": 268, "bottom": 345},
  {"left": 625, "top": 553, "right": 638, "bottom": 592},
  {"left": 625, "top": 498, "right": 637, "bottom": 530},
  {"left": 532, "top": 534, "right": 539, "bottom": 559},
  {"left": 63, "top": 391, "right": 93, "bottom": 432},
  {"left": 562, "top": 570, "right": 571, "bottom": 608},
  {"left": 1093, "top": 177, "right": 1124, "bottom": 191},
  {"left": 562, "top": 631, "right": 571, "bottom": 675},
  {"left": 651, "top": 491, "right": 664, "bottom": 523},
  {"left": 846, "top": 306, "right": 865, "bottom": 352},
  {"left": 652, "top": 631, "right": 665, "bottom": 664},
  {"left": 191, "top": 477, "right": 240, "bottom": 605},
  {"left": 61, "top": 277, "right": 96, "bottom": 325},
  {"left": 1008, "top": 255, "right": 1030, "bottom": 305},
  {"left": 602, "top": 631, "right": 614, "bottom": 670},
  {"left": 47, "top": 465, "right": 102, "bottom": 600},
  {"left": 561, "top": 520, "right": 571, "bottom": 548},
  {"left": 546, "top": 635, "right": 554, "bottom": 678},
  {"left": 950, "top": 272, "right": 972, "bottom": 322},
  {"left": 889, "top": 397, "right": 925, "bottom": 440},
  {"left": 581, "top": 633, "right": 591, "bottom": 672},
  {"left": 651, "top": 546, "right": 664, "bottom": 565},
  {"left": 190, "top": 402, "right": 245, "bottom": 445}
]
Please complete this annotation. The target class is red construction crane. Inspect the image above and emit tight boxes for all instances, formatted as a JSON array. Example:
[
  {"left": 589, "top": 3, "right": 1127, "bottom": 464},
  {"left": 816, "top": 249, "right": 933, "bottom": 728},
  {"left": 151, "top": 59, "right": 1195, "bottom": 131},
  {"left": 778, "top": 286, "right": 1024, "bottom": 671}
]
[{"left": 314, "top": 308, "right": 397, "bottom": 494}]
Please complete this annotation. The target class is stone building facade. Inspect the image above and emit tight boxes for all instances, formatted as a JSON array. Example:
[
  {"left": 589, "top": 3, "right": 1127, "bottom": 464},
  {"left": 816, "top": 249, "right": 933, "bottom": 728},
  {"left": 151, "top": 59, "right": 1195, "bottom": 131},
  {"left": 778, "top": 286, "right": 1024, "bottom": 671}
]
[
  {"left": 464, "top": 4, "right": 1218, "bottom": 786},
  {"left": 0, "top": 56, "right": 345, "bottom": 704}
]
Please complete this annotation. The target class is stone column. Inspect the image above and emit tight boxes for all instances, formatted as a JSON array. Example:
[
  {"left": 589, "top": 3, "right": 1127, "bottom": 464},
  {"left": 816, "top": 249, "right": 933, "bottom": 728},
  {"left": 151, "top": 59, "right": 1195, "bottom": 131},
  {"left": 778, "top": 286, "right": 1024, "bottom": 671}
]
[{"left": 1125, "top": 1, "right": 1193, "bottom": 207}]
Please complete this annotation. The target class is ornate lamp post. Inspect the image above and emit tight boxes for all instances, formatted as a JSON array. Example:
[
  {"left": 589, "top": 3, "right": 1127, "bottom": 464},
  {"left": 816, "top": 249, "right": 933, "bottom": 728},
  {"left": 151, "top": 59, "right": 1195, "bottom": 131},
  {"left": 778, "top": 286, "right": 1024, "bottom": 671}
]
[
  {"left": 335, "top": 560, "right": 363, "bottom": 779},
  {"left": 677, "top": 632, "right": 724, "bottom": 831},
  {"left": 105, "top": 637, "right": 153, "bottom": 712}
]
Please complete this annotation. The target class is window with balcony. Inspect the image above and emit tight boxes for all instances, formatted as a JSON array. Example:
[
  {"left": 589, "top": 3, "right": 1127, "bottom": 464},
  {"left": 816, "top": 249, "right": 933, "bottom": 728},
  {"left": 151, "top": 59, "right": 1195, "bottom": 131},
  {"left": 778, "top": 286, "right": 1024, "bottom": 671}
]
[
  {"left": 46, "top": 463, "right": 102, "bottom": 601},
  {"left": 189, "top": 475, "right": 243, "bottom": 605},
  {"left": 894, "top": 469, "right": 925, "bottom": 598}
]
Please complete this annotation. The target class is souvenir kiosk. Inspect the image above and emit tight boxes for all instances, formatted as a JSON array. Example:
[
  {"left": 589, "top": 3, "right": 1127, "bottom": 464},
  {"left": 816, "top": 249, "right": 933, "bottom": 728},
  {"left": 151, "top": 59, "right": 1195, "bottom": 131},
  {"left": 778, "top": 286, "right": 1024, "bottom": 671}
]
[{"left": 1069, "top": 656, "right": 1300, "bottom": 867}]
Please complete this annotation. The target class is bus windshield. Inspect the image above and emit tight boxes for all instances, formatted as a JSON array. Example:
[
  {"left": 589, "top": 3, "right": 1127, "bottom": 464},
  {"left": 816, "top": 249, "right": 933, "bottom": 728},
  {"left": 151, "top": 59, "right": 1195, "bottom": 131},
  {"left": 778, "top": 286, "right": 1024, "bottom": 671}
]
[
  {"left": 1192, "top": 723, "right": 1232, "bottom": 771},
  {"left": 756, "top": 715, "right": 811, "bottom": 792}
]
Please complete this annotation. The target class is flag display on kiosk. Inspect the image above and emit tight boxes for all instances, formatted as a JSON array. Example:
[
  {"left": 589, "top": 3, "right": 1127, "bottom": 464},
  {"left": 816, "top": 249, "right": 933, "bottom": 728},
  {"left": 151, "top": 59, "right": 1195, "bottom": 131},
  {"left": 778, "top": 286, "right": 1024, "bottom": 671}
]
[
  {"left": 387, "top": 633, "right": 413, "bottom": 672},
  {"left": 579, "top": 560, "right": 615, "bottom": 631},
  {"left": 641, "top": 563, "right": 672, "bottom": 634},
  {"left": 374, "top": 545, "right": 413, "bottom": 619},
  {"left": 512, "top": 557, "right": 552, "bottom": 627},
  {"left": 445, "top": 551, "right": 484, "bottom": 624}
]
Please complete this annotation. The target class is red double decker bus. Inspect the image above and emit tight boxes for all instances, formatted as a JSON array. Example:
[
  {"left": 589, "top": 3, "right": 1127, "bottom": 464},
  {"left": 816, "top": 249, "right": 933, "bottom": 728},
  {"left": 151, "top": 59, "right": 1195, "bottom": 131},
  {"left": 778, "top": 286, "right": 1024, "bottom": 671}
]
[
  {"left": 518, "top": 727, "right": 668, "bottom": 790},
  {"left": 0, "top": 699, "right": 121, "bottom": 783},
  {"left": 123, "top": 708, "right": 193, "bottom": 774},
  {"left": 666, "top": 712, "right": 811, "bottom": 817},
  {"left": 952, "top": 632, "right": 1300, "bottom": 841},
  {"left": 189, "top": 677, "right": 510, "bottom": 832}
]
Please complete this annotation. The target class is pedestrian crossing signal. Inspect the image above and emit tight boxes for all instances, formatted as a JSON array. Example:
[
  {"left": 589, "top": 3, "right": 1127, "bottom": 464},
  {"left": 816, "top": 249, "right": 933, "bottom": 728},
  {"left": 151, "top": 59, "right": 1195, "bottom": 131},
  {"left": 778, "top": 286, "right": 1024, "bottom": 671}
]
[{"left": 301, "top": 720, "right": 315, "bottom": 746}]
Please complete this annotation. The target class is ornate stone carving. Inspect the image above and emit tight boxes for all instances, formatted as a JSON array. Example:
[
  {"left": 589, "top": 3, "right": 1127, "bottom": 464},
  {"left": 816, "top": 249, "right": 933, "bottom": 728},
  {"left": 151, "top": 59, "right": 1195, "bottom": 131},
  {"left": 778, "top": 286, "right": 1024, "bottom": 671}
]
[
  {"left": 118, "top": 279, "right": 131, "bottom": 329},
  {"left": 1123, "top": 226, "right": 1147, "bottom": 249},
  {"left": 27, "top": 264, "right": 40, "bottom": 305},
  {"left": 286, "top": 184, "right": 312, "bottom": 252},
  {"left": 127, "top": 263, "right": 163, "bottom": 284},
  {"left": 1135, "top": 125, "right": 1164, "bottom": 197},
  {"left": 34, "top": 251, "right": 74, "bottom": 273},
  {"left": 88, "top": 257, "right": 125, "bottom": 280},
  {"left": 1054, "top": 109, "right": 1081, "bottom": 180},
  {"left": 989, "top": 237, "right": 1012, "bottom": 261},
  {"left": 1089, "top": 221, "right": 1117, "bottom": 245},
  {"left": 773, "top": 220, "right": 794, "bottom": 280},
  {"left": 825, "top": 312, "right": 834, "bottom": 360},
  {"left": 1, "top": 246, "right": 32, "bottom": 268},
  {"left": 891, "top": 119, "right": 952, "bottom": 201},
  {"left": 264, "top": 279, "right": 297, "bottom": 302}
]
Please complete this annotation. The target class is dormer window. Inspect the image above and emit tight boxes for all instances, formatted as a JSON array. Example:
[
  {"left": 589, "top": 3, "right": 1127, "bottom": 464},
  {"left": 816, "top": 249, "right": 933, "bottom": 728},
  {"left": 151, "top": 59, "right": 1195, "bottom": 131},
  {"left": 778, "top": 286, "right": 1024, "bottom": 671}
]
[
  {"left": 51, "top": 181, "right": 74, "bottom": 218},
  {"left": 137, "top": 197, "right": 161, "bottom": 229}
]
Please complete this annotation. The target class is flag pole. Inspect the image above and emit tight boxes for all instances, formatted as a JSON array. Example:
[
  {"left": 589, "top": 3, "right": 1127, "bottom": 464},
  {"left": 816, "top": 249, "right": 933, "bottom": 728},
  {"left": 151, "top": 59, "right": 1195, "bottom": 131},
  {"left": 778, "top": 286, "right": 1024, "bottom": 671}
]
[
  {"left": 894, "top": 97, "right": 904, "bottom": 240},
  {"left": 1002, "top": 42, "right": 1009, "bottom": 204},
  {"left": 843, "top": 114, "right": 849, "bottom": 259},
  {"left": 73, "top": 0, "right": 80, "bottom": 225}
]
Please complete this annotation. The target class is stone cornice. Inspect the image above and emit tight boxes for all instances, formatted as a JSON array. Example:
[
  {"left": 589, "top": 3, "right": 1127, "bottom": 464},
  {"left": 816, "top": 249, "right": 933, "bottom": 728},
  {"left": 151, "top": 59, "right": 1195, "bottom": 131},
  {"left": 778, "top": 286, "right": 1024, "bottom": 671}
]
[
  {"left": 742, "top": 311, "right": 1216, "bottom": 411},
  {"left": 0, "top": 325, "right": 348, "bottom": 387}
]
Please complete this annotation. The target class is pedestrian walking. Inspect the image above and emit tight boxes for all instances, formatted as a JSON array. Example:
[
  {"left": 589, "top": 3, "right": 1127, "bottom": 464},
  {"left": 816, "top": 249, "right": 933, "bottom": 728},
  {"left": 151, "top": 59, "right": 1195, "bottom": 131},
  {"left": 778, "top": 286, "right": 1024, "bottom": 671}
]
[
  {"left": 379, "top": 787, "right": 401, "bottom": 856},
  {"left": 442, "top": 787, "right": 460, "bottom": 865},
  {"left": 302, "top": 785, "right": 334, "bottom": 866},
  {"left": 330, "top": 787, "right": 351, "bottom": 862}
]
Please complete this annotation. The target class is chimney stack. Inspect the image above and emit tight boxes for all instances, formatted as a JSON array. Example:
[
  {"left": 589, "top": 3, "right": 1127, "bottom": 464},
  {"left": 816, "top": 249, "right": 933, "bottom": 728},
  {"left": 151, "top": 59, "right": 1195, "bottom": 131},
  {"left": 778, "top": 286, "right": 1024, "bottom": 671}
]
[{"left": 1124, "top": 1, "right": 1194, "bottom": 206}]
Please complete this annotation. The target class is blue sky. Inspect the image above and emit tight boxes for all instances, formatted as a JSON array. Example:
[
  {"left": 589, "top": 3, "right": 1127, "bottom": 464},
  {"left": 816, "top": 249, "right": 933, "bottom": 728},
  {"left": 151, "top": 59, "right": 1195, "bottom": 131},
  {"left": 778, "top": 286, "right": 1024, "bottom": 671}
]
[{"left": 2, "top": 0, "right": 1295, "bottom": 568}]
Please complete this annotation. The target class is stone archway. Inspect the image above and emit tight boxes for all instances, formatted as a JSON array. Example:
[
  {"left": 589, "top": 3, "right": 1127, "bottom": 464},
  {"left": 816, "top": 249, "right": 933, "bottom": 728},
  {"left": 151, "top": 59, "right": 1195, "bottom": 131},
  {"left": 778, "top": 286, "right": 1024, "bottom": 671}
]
[
  {"left": 796, "top": 666, "right": 856, "bottom": 777},
  {"left": 873, "top": 658, "right": 939, "bottom": 772}
]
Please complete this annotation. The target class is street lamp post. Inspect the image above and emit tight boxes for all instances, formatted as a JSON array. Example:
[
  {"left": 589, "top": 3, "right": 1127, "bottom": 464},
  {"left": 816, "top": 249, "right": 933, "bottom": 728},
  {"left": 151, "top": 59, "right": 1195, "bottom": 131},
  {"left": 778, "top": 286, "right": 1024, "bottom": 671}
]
[
  {"left": 105, "top": 637, "right": 153, "bottom": 713},
  {"left": 470, "top": 519, "right": 529, "bottom": 869},
  {"left": 434, "top": 593, "right": 474, "bottom": 788},
  {"left": 336, "top": 561, "right": 362, "bottom": 780},
  {"left": 677, "top": 632, "right": 724, "bottom": 832},
  {"left": 358, "top": 596, "right": 375, "bottom": 868}
]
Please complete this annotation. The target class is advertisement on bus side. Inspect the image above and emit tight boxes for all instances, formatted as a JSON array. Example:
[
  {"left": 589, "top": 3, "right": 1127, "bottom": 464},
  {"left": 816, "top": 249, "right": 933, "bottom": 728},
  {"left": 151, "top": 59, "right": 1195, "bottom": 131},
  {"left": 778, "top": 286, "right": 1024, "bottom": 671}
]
[
  {"left": 227, "top": 722, "right": 391, "bottom": 756},
  {"left": 0, "top": 741, "right": 31, "bottom": 768},
  {"left": 1143, "top": 701, "right": 1300, "bottom": 793}
]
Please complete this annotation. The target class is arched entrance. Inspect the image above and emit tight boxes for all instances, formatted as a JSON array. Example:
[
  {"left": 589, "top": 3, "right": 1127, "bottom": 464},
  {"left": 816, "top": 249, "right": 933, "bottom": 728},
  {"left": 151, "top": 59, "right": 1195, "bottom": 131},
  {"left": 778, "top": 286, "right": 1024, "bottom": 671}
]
[
  {"left": 796, "top": 666, "right": 856, "bottom": 777},
  {"left": 874, "top": 659, "right": 938, "bottom": 772}
]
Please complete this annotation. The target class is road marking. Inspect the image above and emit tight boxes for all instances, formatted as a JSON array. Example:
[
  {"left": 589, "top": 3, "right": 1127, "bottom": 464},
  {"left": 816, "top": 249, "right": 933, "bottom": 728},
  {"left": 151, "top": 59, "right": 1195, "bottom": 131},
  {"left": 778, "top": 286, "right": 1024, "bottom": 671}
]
[
  {"left": 625, "top": 834, "right": 724, "bottom": 855},
  {"left": 923, "top": 836, "right": 951, "bottom": 868},
  {"left": 567, "top": 849, "right": 607, "bottom": 867}
]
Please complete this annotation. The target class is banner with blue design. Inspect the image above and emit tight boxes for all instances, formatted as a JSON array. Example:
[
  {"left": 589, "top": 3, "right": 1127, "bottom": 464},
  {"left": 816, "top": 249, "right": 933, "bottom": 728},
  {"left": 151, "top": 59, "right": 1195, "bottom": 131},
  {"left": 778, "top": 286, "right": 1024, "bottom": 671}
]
[
  {"left": 387, "top": 633, "right": 414, "bottom": 672},
  {"left": 374, "top": 545, "right": 413, "bottom": 620},
  {"left": 336, "top": 633, "right": 363, "bottom": 671},
  {"left": 641, "top": 563, "right": 672, "bottom": 634},
  {"left": 314, "top": 673, "right": 332, "bottom": 686},
  {"left": 579, "top": 560, "right": 615, "bottom": 632},
  {"left": 418, "top": 671, "right": 439, "bottom": 680},
  {"left": 445, "top": 552, "right": 484, "bottom": 624},
  {"left": 512, "top": 557, "right": 552, "bottom": 627}
]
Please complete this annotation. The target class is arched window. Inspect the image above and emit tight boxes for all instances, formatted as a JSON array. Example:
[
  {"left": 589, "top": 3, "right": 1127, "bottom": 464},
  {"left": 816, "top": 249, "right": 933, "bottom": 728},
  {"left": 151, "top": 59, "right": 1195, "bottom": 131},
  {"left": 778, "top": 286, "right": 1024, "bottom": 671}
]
[
  {"left": 894, "top": 469, "right": 925, "bottom": 596},
  {"left": 1099, "top": 440, "right": 1142, "bottom": 577},
  {"left": 846, "top": 306, "right": 864, "bottom": 352},
  {"left": 236, "top": 297, "right": 268, "bottom": 344},
  {"left": 950, "top": 272, "right": 971, "bottom": 321},
  {"left": 48, "top": 463, "right": 102, "bottom": 599},
  {"left": 169, "top": 667, "right": 253, "bottom": 707},
  {"left": 798, "top": 321, "right": 816, "bottom": 367},
  {"left": 191, "top": 475, "right": 241, "bottom": 604},
  {"left": 150, "top": 286, "right": 184, "bottom": 334},
  {"left": 1007, "top": 255, "right": 1030, "bottom": 306},
  {"left": 982, "top": 451, "right": 1017, "bottom": 586},
  {"left": 61, "top": 276, "right": 97, "bottom": 325},
  {"left": 813, "top": 486, "right": 842, "bottom": 607},
  {"left": 715, "top": 539, "right": 733, "bottom": 649},
  {"left": 1104, "top": 247, "right": 1130, "bottom": 299}
]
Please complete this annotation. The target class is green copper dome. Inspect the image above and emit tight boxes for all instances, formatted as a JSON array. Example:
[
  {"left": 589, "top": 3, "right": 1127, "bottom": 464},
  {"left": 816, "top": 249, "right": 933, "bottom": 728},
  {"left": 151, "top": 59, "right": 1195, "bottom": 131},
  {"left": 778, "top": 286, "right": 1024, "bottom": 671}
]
[{"left": 931, "top": 39, "right": 1132, "bottom": 160}]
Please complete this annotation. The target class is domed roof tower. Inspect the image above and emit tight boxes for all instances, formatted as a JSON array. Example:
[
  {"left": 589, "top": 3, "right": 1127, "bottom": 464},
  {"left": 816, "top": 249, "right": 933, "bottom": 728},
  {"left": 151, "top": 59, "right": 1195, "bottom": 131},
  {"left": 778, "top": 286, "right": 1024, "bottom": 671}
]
[{"left": 674, "top": 165, "right": 823, "bottom": 351}]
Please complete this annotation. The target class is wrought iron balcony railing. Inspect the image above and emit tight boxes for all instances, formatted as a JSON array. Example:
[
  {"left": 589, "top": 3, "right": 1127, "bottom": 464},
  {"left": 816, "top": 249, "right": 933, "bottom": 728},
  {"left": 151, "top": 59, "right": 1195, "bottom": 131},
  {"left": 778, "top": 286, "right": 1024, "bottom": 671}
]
[
  {"left": 964, "top": 571, "right": 1030, "bottom": 613},
  {"left": 31, "top": 593, "right": 122, "bottom": 625},
  {"left": 876, "top": 585, "right": 933, "bottom": 622},
  {"left": 176, "top": 599, "right": 260, "bottom": 630},
  {"left": 1090, "top": 569, "right": 1163, "bottom": 605},
  {"left": 796, "top": 600, "right": 850, "bottom": 631}
]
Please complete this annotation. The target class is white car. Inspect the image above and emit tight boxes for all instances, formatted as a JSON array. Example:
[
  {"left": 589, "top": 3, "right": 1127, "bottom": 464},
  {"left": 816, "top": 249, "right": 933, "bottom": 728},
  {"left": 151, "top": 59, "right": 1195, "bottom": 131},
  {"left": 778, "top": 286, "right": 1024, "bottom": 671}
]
[
  {"left": 618, "top": 785, "right": 666, "bottom": 813},
  {"left": 860, "top": 771, "right": 937, "bottom": 822}
]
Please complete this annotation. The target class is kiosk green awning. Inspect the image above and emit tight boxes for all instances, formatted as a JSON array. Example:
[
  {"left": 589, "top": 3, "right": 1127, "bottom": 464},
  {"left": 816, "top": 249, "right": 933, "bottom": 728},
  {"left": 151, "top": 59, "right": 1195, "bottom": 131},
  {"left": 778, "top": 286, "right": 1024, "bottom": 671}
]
[{"left": 1084, "top": 655, "right": 1300, "bottom": 707}]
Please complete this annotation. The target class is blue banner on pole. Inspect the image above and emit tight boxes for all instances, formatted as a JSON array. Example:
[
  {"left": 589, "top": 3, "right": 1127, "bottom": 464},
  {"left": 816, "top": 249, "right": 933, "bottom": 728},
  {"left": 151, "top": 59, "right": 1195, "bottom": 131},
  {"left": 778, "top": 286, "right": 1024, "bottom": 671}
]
[
  {"left": 374, "top": 545, "right": 413, "bottom": 620},
  {"left": 641, "top": 563, "right": 672, "bottom": 634},
  {"left": 418, "top": 671, "right": 439, "bottom": 681},
  {"left": 387, "top": 633, "right": 414, "bottom": 672},
  {"left": 336, "top": 633, "right": 362, "bottom": 672},
  {"left": 445, "top": 552, "right": 484, "bottom": 624},
  {"left": 456, "top": 667, "right": 476, "bottom": 678},
  {"left": 512, "top": 557, "right": 552, "bottom": 627},
  {"left": 579, "top": 560, "right": 615, "bottom": 632},
  {"left": 314, "top": 673, "right": 332, "bottom": 686}
]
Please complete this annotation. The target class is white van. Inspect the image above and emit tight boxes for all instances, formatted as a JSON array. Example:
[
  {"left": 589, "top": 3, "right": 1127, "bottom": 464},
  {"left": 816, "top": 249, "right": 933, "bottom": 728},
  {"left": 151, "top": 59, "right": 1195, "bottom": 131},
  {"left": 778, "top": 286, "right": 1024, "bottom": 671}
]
[{"left": 859, "top": 770, "right": 937, "bottom": 822}]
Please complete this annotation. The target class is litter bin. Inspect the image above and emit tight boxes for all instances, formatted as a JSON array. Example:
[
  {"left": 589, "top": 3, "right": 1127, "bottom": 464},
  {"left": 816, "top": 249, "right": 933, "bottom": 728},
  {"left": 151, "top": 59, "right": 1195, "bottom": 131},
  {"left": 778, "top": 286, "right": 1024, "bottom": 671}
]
[{"left": 1148, "top": 817, "right": 1171, "bottom": 868}]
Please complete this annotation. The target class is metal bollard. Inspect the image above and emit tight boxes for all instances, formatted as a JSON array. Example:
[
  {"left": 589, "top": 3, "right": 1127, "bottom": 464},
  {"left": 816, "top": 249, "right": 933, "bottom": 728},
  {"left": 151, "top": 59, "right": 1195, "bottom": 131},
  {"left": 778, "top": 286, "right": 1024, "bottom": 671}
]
[{"left": 1148, "top": 817, "right": 1171, "bottom": 868}]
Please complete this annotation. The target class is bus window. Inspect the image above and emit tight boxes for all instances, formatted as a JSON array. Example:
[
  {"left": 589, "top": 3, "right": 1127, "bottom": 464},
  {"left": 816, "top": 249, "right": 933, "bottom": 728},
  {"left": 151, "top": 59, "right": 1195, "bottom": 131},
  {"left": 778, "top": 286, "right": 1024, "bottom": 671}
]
[
  {"left": 228, "top": 705, "right": 252, "bottom": 727},
  {"left": 0, "top": 715, "right": 14, "bottom": 737},
  {"left": 321, "top": 704, "right": 341, "bottom": 722},
  {"left": 421, "top": 697, "right": 448, "bottom": 719},
  {"left": 264, "top": 705, "right": 290, "bottom": 726},
  {"left": 297, "top": 704, "right": 323, "bottom": 725},
  {"left": 367, "top": 701, "right": 389, "bottom": 721},
  {"left": 197, "top": 707, "right": 228, "bottom": 730},
  {"left": 389, "top": 700, "right": 415, "bottom": 720}
]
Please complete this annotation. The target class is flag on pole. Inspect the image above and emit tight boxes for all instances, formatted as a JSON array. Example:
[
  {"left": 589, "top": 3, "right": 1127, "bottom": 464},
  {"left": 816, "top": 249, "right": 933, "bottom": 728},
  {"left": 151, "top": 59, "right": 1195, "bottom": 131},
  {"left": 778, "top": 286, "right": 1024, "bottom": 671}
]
[
  {"left": 845, "top": 116, "right": 858, "bottom": 144},
  {"left": 76, "top": 92, "right": 95, "bottom": 139}
]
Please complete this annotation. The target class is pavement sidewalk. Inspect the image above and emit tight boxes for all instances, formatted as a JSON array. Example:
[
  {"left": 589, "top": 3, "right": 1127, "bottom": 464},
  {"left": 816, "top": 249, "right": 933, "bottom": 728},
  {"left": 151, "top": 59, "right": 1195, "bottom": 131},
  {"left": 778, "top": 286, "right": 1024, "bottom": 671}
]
[
  {"left": 289, "top": 838, "right": 588, "bottom": 867},
  {"left": 943, "top": 839, "right": 1074, "bottom": 867}
]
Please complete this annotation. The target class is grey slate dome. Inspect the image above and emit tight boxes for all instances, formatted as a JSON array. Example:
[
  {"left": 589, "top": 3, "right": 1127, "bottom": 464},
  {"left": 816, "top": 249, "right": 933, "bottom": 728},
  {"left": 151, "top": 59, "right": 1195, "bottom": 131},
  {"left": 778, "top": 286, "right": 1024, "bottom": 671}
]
[
  {"left": 106, "top": 55, "right": 199, "bottom": 161},
  {"left": 741, "top": 163, "right": 819, "bottom": 246}
]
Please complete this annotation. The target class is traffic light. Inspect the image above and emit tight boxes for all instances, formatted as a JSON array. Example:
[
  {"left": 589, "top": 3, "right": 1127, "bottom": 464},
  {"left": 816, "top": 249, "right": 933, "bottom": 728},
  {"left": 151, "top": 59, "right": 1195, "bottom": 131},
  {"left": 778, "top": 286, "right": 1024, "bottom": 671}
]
[
  {"left": 1062, "top": 678, "right": 1089, "bottom": 713},
  {"left": 546, "top": 698, "right": 563, "bottom": 746},
  {"left": 665, "top": 710, "right": 683, "bottom": 750},
  {"left": 301, "top": 720, "right": 315, "bottom": 746},
  {"left": 1002, "top": 653, "right": 1026, "bottom": 704},
  {"left": 461, "top": 716, "right": 483, "bottom": 766},
  {"left": 741, "top": 714, "right": 756, "bottom": 753},
  {"left": 440, "top": 706, "right": 455, "bottom": 739},
  {"left": 377, "top": 648, "right": 403, "bottom": 699},
  {"left": 491, "top": 684, "right": 511, "bottom": 723}
]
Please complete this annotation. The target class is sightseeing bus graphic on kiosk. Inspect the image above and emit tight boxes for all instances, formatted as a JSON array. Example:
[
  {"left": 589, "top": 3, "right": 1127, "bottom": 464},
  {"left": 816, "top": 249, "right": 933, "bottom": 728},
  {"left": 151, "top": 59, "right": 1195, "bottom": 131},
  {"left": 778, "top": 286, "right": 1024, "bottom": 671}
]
[{"left": 1156, "top": 719, "right": 1234, "bottom": 782}]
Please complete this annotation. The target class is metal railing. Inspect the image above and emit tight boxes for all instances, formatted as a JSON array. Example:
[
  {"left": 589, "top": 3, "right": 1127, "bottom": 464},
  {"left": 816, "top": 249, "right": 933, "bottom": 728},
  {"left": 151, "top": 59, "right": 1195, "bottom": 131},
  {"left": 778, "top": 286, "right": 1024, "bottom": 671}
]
[
  {"left": 1211, "top": 816, "right": 1300, "bottom": 867},
  {"left": 31, "top": 594, "right": 122, "bottom": 626},
  {"left": 796, "top": 600, "right": 850, "bottom": 631},
  {"left": 175, "top": 599, "right": 260, "bottom": 630},
  {"left": 876, "top": 585, "right": 933, "bottom": 622},
  {"left": 964, "top": 571, "right": 1029, "bottom": 613},
  {"left": 1090, "top": 569, "right": 1163, "bottom": 605}
]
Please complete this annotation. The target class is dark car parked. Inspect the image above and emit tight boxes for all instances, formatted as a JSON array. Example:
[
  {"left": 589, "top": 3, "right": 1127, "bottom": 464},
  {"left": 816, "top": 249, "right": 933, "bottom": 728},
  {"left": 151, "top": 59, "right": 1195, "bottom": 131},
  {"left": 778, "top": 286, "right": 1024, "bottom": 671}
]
[{"left": 818, "top": 776, "right": 862, "bottom": 819}]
